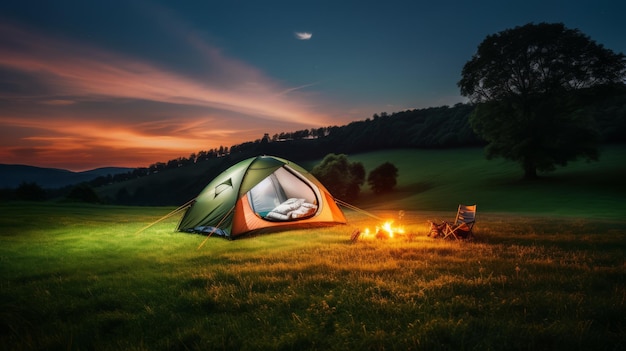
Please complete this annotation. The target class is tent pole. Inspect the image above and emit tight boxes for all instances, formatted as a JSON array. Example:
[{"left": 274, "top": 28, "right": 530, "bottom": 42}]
[{"left": 135, "top": 198, "right": 195, "bottom": 235}]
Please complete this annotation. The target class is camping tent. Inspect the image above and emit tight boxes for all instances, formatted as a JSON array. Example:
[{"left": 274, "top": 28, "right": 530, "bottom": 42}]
[{"left": 177, "top": 155, "right": 346, "bottom": 238}]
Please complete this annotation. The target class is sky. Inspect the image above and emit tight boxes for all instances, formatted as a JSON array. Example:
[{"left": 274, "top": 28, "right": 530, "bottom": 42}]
[{"left": 1, "top": 0, "right": 624, "bottom": 171}]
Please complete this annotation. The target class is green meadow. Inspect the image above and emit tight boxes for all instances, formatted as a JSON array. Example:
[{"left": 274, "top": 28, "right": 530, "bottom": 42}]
[{"left": 1, "top": 147, "right": 625, "bottom": 350}]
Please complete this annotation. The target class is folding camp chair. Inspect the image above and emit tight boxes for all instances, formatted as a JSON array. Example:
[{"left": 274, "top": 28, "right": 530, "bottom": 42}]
[{"left": 442, "top": 204, "right": 476, "bottom": 240}]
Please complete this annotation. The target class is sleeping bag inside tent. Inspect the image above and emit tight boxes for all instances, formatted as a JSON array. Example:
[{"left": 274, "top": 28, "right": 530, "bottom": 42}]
[{"left": 177, "top": 155, "right": 346, "bottom": 238}]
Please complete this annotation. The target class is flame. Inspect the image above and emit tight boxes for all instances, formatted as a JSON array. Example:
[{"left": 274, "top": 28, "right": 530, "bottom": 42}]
[
  {"left": 382, "top": 221, "right": 395, "bottom": 238},
  {"left": 362, "top": 220, "right": 405, "bottom": 240}
]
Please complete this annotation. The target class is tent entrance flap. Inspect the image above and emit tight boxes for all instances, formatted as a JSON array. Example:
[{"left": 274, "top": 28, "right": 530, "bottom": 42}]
[{"left": 247, "top": 167, "right": 318, "bottom": 218}]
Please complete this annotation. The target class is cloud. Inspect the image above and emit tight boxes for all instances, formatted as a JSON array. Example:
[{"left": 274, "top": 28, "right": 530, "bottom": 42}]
[
  {"left": 0, "top": 22, "right": 333, "bottom": 124},
  {"left": 0, "top": 22, "right": 333, "bottom": 169},
  {"left": 295, "top": 32, "right": 313, "bottom": 40},
  {"left": 0, "top": 112, "right": 263, "bottom": 170},
  {"left": 40, "top": 99, "right": 76, "bottom": 106}
]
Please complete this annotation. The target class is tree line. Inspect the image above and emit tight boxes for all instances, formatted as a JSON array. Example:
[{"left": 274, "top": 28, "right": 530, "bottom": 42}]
[
  {"left": 90, "top": 89, "right": 624, "bottom": 189},
  {"left": 85, "top": 103, "right": 483, "bottom": 188}
]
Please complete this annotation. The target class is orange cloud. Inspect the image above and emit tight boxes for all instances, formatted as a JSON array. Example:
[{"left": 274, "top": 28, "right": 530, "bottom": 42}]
[
  {"left": 0, "top": 113, "right": 268, "bottom": 170},
  {"left": 0, "top": 23, "right": 333, "bottom": 124},
  {"left": 0, "top": 22, "right": 342, "bottom": 170}
]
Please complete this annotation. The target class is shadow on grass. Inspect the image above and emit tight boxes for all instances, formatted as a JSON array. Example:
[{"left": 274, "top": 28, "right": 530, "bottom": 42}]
[
  {"left": 355, "top": 181, "right": 436, "bottom": 208},
  {"left": 491, "top": 164, "right": 626, "bottom": 189}
]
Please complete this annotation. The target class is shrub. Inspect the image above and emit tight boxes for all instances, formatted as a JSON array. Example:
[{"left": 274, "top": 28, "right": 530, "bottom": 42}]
[
  {"left": 367, "top": 162, "right": 398, "bottom": 193},
  {"left": 66, "top": 184, "right": 101, "bottom": 203},
  {"left": 15, "top": 182, "right": 46, "bottom": 201},
  {"left": 311, "top": 154, "right": 365, "bottom": 201}
]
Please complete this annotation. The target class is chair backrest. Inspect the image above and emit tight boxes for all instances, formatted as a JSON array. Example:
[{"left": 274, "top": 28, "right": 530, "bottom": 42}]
[{"left": 454, "top": 204, "right": 476, "bottom": 225}]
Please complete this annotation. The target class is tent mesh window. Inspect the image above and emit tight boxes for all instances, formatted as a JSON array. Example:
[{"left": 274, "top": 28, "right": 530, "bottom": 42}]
[{"left": 247, "top": 167, "right": 319, "bottom": 220}]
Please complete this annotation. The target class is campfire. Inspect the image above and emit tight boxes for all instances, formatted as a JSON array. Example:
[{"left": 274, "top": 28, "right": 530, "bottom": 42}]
[
  {"left": 363, "top": 220, "right": 405, "bottom": 239},
  {"left": 349, "top": 211, "right": 414, "bottom": 242}
]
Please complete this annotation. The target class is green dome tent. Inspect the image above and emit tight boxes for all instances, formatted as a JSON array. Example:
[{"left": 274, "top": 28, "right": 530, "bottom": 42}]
[{"left": 177, "top": 155, "right": 346, "bottom": 239}]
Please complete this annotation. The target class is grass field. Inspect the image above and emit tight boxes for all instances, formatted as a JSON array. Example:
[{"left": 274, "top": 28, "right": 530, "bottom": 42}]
[{"left": 1, "top": 147, "right": 625, "bottom": 350}]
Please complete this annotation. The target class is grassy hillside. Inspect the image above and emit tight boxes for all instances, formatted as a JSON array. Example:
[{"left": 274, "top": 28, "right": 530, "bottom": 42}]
[
  {"left": 105, "top": 145, "right": 626, "bottom": 217},
  {"left": 346, "top": 145, "right": 626, "bottom": 218}
]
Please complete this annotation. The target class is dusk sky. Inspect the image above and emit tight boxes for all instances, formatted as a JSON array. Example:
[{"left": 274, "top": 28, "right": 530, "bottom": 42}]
[{"left": 1, "top": 0, "right": 624, "bottom": 171}]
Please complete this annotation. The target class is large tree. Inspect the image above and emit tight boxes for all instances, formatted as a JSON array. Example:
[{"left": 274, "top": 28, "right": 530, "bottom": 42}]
[{"left": 458, "top": 22, "right": 626, "bottom": 179}]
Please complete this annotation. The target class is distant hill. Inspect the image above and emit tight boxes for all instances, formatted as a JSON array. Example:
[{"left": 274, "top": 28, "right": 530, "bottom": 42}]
[
  {"left": 95, "top": 157, "right": 230, "bottom": 206},
  {"left": 0, "top": 164, "right": 133, "bottom": 189}
]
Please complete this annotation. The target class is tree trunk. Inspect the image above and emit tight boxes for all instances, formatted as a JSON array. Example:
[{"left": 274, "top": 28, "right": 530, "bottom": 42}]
[{"left": 522, "top": 159, "right": 538, "bottom": 180}]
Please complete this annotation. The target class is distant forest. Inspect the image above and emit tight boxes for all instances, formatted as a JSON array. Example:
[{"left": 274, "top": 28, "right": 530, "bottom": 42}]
[
  {"left": 90, "top": 104, "right": 481, "bottom": 186},
  {"left": 91, "top": 86, "right": 626, "bottom": 187}
]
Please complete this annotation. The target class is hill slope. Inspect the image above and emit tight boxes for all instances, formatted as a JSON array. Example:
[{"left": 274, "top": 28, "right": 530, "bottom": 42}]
[
  {"left": 0, "top": 164, "right": 133, "bottom": 189},
  {"left": 347, "top": 146, "right": 626, "bottom": 218},
  {"left": 96, "top": 146, "right": 626, "bottom": 218}
]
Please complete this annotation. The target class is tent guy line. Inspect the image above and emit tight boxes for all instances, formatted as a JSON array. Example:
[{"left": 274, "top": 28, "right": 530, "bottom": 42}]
[{"left": 134, "top": 198, "right": 195, "bottom": 235}]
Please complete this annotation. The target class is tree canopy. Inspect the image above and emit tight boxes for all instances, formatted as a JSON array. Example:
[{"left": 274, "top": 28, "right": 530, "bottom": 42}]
[
  {"left": 367, "top": 162, "right": 399, "bottom": 194},
  {"left": 66, "top": 184, "right": 101, "bottom": 203},
  {"left": 311, "top": 154, "right": 365, "bottom": 201},
  {"left": 15, "top": 182, "right": 46, "bottom": 201},
  {"left": 458, "top": 22, "right": 626, "bottom": 179}
]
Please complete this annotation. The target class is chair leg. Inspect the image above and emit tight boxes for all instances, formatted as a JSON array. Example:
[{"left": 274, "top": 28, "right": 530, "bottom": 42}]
[{"left": 442, "top": 224, "right": 458, "bottom": 240}]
